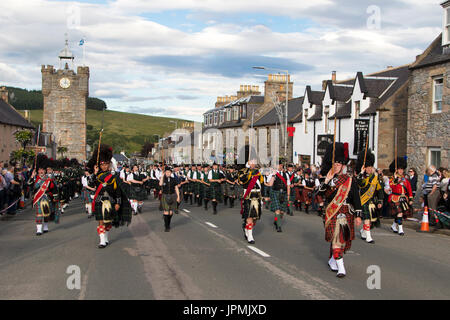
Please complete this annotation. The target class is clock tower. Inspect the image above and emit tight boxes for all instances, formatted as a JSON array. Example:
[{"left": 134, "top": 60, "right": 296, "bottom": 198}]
[{"left": 42, "top": 35, "right": 89, "bottom": 161}]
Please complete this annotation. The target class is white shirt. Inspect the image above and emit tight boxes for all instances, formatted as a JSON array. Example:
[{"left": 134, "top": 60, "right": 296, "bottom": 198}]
[
  {"left": 268, "top": 171, "right": 291, "bottom": 186},
  {"left": 81, "top": 176, "right": 89, "bottom": 187}
]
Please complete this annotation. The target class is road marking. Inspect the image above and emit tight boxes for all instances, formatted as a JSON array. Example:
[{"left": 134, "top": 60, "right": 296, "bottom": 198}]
[
  {"left": 205, "top": 222, "right": 218, "bottom": 228},
  {"left": 182, "top": 209, "right": 190, "bottom": 213},
  {"left": 247, "top": 246, "right": 271, "bottom": 258}
]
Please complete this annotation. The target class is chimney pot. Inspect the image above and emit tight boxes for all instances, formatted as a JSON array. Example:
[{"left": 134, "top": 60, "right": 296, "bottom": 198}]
[{"left": 332, "top": 71, "right": 336, "bottom": 83}]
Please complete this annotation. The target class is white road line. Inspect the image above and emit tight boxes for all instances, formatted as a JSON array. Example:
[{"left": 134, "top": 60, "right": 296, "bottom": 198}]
[
  {"left": 205, "top": 222, "right": 218, "bottom": 228},
  {"left": 247, "top": 246, "right": 271, "bottom": 258},
  {"left": 182, "top": 209, "right": 190, "bottom": 213}
]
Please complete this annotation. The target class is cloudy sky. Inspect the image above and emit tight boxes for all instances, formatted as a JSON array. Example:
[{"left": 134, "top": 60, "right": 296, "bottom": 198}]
[{"left": 0, "top": 0, "right": 443, "bottom": 121}]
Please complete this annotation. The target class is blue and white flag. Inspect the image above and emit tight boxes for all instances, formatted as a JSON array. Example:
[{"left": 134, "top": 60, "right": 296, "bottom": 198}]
[{"left": 79, "top": 39, "right": 85, "bottom": 46}]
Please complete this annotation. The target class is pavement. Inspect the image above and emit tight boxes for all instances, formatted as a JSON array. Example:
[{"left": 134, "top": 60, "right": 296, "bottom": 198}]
[{"left": 1, "top": 196, "right": 450, "bottom": 300}]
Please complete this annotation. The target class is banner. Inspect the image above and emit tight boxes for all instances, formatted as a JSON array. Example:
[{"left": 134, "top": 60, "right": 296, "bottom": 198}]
[
  {"left": 317, "top": 134, "right": 334, "bottom": 156},
  {"left": 354, "top": 119, "right": 370, "bottom": 155}
]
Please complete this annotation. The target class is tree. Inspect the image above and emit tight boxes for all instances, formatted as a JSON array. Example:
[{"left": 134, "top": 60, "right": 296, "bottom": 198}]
[
  {"left": 57, "top": 146, "right": 68, "bottom": 159},
  {"left": 14, "top": 129, "right": 34, "bottom": 149}
]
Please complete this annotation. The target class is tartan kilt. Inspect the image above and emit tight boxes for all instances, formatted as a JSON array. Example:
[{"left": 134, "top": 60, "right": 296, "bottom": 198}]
[
  {"left": 270, "top": 189, "right": 288, "bottom": 213},
  {"left": 161, "top": 193, "right": 177, "bottom": 211},
  {"left": 114, "top": 202, "right": 132, "bottom": 227},
  {"left": 130, "top": 184, "right": 147, "bottom": 201},
  {"left": 242, "top": 191, "right": 262, "bottom": 220},
  {"left": 193, "top": 182, "right": 201, "bottom": 195},
  {"left": 225, "top": 183, "right": 239, "bottom": 198},
  {"left": 203, "top": 184, "right": 211, "bottom": 199},
  {"left": 302, "top": 189, "right": 314, "bottom": 204},
  {"left": 148, "top": 179, "right": 159, "bottom": 190},
  {"left": 315, "top": 194, "right": 323, "bottom": 204},
  {"left": 185, "top": 181, "right": 193, "bottom": 193},
  {"left": 263, "top": 185, "right": 271, "bottom": 198},
  {"left": 389, "top": 196, "right": 410, "bottom": 217},
  {"left": 324, "top": 205, "right": 355, "bottom": 253},
  {"left": 93, "top": 200, "right": 116, "bottom": 222},
  {"left": 295, "top": 187, "right": 304, "bottom": 202},
  {"left": 209, "top": 183, "right": 223, "bottom": 201},
  {"left": 82, "top": 188, "right": 93, "bottom": 204}
]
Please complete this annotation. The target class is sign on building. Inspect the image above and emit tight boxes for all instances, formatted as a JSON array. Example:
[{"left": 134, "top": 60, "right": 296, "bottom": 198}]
[
  {"left": 354, "top": 119, "right": 370, "bottom": 155},
  {"left": 317, "top": 134, "right": 334, "bottom": 156}
]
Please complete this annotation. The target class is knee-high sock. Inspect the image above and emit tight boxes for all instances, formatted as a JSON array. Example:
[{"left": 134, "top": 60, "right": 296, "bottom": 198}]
[
  {"left": 274, "top": 214, "right": 281, "bottom": 228},
  {"left": 97, "top": 226, "right": 106, "bottom": 245},
  {"left": 246, "top": 223, "right": 254, "bottom": 242},
  {"left": 164, "top": 215, "right": 170, "bottom": 228}
]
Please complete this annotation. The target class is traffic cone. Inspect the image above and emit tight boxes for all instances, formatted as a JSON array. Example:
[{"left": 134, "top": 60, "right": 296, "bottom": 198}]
[{"left": 418, "top": 206, "right": 430, "bottom": 232}]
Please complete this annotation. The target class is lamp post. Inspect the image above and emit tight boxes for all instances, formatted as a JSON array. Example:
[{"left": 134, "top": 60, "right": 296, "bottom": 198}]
[{"left": 252, "top": 66, "right": 289, "bottom": 160}]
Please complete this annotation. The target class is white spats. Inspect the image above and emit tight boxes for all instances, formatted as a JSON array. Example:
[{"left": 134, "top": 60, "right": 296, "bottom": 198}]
[
  {"left": 328, "top": 257, "right": 338, "bottom": 271},
  {"left": 99, "top": 233, "right": 107, "bottom": 247},
  {"left": 360, "top": 228, "right": 366, "bottom": 240},
  {"left": 36, "top": 224, "right": 43, "bottom": 235},
  {"left": 43, "top": 223, "right": 49, "bottom": 232},
  {"left": 247, "top": 228, "right": 254, "bottom": 244},
  {"left": 365, "top": 230, "right": 374, "bottom": 243},
  {"left": 391, "top": 222, "right": 398, "bottom": 233},
  {"left": 335, "top": 258, "right": 346, "bottom": 277},
  {"left": 398, "top": 225, "right": 404, "bottom": 235}
]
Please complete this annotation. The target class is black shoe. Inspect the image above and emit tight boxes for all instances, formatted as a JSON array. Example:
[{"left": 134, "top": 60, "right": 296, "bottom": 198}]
[
  {"left": 248, "top": 240, "right": 255, "bottom": 244},
  {"left": 36, "top": 232, "right": 42, "bottom": 236},
  {"left": 98, "top": 244, "right": 107, "bottom": 248},
  {"left": 138, "top": 206, "right": 142, "bottom": 213},
  {"left": 165, "top": 227, "right": 170, "bottom": 232},
  {"left": 43, "top": 230, "right": 48, "bottom": 233},
  {"left": 277, "top": 226, "right": 282, "bottom": 232}
]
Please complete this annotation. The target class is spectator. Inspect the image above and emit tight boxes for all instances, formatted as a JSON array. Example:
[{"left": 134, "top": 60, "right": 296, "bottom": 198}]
[
  {"left": 0, "top": 167, "right": 6, "bottom": 214},
  {"left": 423, "top": 165, "right": 440, "bottom": 212},
  {"left": 407, "top": 168, "right": 418, "bottom": 198},
  {"left": 6, "top": 166, "right": 21, "bottom": 215}
]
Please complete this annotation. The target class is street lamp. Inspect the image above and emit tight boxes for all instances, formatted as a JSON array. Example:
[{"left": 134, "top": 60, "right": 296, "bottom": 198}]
[{"left": 252, "top": 66, "right": 289, "bottom": 160}]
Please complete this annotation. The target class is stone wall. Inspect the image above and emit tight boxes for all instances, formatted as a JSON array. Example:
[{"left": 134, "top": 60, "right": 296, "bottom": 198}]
[
  {"left": 0, "top": 124, "right": 24, "bottom": 163},
  {"left": 377, "top": 82, "right": 409, "bottom": 170},
  {"left": 407, "top": 63, "right": 450, "bottom": 190}
]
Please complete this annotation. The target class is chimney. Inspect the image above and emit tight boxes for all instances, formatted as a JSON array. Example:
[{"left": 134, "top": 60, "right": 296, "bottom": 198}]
[
  {"left": 386, "top": 66, "right": 393, "bottom": 69},
  {"left": 332, "top": 71, "right": 337, "bottom": 83},
  {"left": 0, "top": 87, "right": 8, "bottom": 104}
]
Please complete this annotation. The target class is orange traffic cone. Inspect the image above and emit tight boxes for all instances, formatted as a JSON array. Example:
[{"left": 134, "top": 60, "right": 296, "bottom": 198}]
[{"left": 418, "top": 206, "right": 430, "bottom": 232}]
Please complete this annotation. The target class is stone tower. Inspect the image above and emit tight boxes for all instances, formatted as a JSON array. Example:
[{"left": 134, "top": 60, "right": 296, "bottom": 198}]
[{"left": 42, "top": 36, "right": 89, "bottom": 161}]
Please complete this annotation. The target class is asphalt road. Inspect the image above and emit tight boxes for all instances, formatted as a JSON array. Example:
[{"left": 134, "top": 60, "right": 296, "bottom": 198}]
[{"left": 1, "top": 196, "right": 449, "bottom": 300}]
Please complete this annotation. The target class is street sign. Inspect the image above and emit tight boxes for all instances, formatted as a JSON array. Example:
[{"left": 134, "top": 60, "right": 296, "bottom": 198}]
[
  {"left": 354, "top": 119, "right": 370, "bottom": 155},
  {"left": 317, "top": 134, "right": 333, "bottom": 156}
]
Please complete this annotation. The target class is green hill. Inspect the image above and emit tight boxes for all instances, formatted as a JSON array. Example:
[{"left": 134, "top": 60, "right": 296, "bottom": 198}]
[{"left": 19, "top": 109, "right": 192, "bottom": 156}]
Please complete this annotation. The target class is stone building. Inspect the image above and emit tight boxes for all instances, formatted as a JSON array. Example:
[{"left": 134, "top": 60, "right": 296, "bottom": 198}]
[
  {"left": 0, "top": 87, "right": 35, "bottom": 163},
  {"left": 407, "top": 2, "right": 450, "bottom": 183},
  {"left": 42, "top": 38, "right": 89, "bottom": 161}
]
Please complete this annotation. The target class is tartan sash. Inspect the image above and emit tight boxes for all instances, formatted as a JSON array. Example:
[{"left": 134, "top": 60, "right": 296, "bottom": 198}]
[
  {"left": 92, "top": 173, "right": 113, "bottom": 212},
  {"left": 33, "top": 177, "right": 52, "bottom": 207},
  {"left": 325, "top": 176, "right": 352, "bottom": 229},
  {"left": 360, "top": 175, "right": 379, "bottom": 206}
]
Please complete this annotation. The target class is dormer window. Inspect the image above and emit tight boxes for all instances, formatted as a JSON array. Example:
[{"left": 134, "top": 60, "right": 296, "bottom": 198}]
[{"left": 444, "top": 4, "right": 450, "bottom": 46}]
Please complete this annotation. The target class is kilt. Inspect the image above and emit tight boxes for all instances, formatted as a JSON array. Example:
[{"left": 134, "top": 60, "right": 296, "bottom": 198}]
[
  {"left": 294, "top": 187, "right": 304, "bottom": 202},
  {"left": 161, "top": 193, "right": 177, "bottom": 211},
  {"left": 35, "top": 197, "right": 51, "bottom": 223},
  {"left": 302, "top": 189, "right": 314, "bottom": 204},
  {"left": 130, "top": 184, "right": 147, "bottom": 201},
  {"left": 389, "top": 196, "right": 411, "bottom": 217},
  {"left": 114, "top": 202, "right": 132, "bottom": 227},
  {"left": 225, "top": 183, "right": 239, "bottom": 198},
  {"left": 202, "top": 184, "right": 211, "bottom": 199},
  {"left": 263, "top": 185, "right": 271, "bottom": 198},
  {"left": 242, "top": 191, "right": 262, "bottom": 220},
  {"left": 93, "top": 199, "right": 116, "bottom": 222},
  {"left": 82, "top": 188, "right": 93, "bottom": 204},
  {"left": 270, "top": 189, "right": 288, "bottom": 213},
  {"left": 193, "top": 182, "right": 202, "bottom": 196},
  {"left": 324, "top": 205, "right": 355, "bottom": 253},
  {"left": 209, "top": 183, "right": 223, "bottom": 201}
]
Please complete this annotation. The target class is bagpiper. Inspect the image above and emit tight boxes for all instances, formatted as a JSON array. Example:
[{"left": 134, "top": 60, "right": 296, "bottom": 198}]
[
  {"left": 224, "top": 165, "right": 239, "bottom": 208},
  {"left": 81, "top": 167, "right": 95, "bottom": 218},
  {"left": 128, "top": 164, "right": 149, "bottom": 215},
  {"left": 29, "top": 154, "right": 58, "bottom": 236},
  {"left": 286, "top": 164, "right": 296, "bottom": 216},
  {"left": 238, "top": 159, "right": 264, "bottom": 244},
  {"left": 302, "top": 170, "right": 320, "bottom": 214},
  {"left": 318, "top": 142, "right": 362, "bottom": 278},
  {"left": 87, "top": 145, "right": 132, "bottom": 248},
  {"left": 266, "top": 161, "right": 290, "bottom": 232},
  {"left": 355, "top": 148, "right": 384, "bottom": 244},
  {"left": 388, "top": 157, "right": 413, "bottom": 236},
  {"left": 207, "top": 162, "right": 226, "bottom": 214}
]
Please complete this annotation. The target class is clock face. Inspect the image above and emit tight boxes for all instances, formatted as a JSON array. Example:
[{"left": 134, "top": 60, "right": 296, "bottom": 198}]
[{"left": 59, "top": 77, "right": 71, "bottom": 89}]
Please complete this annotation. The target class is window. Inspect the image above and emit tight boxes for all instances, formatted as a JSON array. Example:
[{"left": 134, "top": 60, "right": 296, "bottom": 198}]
[
  {"left": 354, "top": 101, "right": 360, "bottom": 119},
  {"left": 429, "top": 148, "right": 441, "bottom": 168},
  {"left": 324, "top": 105, "right": 329, "bottom": 133},
  {"left": 433, "top": 76, "right": 443, "bottom": 113},
  {"left": 242, "top": 104, "right": 247, "bottom": 118},
  {"left": 233, "top": 106, "right": 239, "bottom": 120},
  {"left": 220, "top": 111, "right": 224, "bottom": 123},
  {"left": 214, "top": 112, "right": 218, "bottom": 125},
  {"left": 204, "top": 115, "right": 208, "bottom": 126},
  {"left": 446, "top": 8, "right": 450, "bottom": 44},
  {"left": 304, "top": 109, "right": 308, "bottom": 134},
  {"left": 209, "top": 114, "right": 213, "bottom": 125}
]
